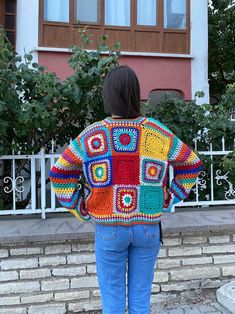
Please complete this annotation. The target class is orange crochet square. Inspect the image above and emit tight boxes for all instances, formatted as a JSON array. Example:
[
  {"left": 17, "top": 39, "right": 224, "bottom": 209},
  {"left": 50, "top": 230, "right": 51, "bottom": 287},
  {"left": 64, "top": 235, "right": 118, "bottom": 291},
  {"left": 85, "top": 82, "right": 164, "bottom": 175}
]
[{"left": 87, "top": 187, "right": 114, "bottom": 216}]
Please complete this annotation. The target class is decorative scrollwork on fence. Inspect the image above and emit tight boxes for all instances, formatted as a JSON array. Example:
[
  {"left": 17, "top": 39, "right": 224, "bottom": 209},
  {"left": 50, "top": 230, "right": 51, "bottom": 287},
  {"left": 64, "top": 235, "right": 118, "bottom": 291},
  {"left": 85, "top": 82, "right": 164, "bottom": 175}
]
[
  {"left": 3, "top": 176, "right": 25, "bottom": 194},
  {"left": 192, "top": 171, "right": 207, "bottom": 196},
  {"left": 76, "top": 175, "right": 83, "bottom": 190},
  {"left": 215, "top": 170, "right": 235, "bottom": 200},
  {"left": 198, "top": 171, "right": 207, "bottom": 191}
]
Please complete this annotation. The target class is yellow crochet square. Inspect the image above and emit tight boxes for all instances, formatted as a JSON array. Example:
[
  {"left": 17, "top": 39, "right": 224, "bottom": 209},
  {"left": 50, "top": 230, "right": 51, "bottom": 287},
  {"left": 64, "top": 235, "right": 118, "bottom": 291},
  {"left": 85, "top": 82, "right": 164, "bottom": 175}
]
[{"left": 140, "top": 129, "right": 170, "bottom": 160}]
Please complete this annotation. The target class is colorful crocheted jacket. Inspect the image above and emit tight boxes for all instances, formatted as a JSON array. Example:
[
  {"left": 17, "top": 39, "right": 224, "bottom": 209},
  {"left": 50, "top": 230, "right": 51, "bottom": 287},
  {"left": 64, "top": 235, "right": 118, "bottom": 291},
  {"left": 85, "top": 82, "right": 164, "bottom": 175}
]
[{"left": 49, "top": 117, "right": 203, "bottom": 224}]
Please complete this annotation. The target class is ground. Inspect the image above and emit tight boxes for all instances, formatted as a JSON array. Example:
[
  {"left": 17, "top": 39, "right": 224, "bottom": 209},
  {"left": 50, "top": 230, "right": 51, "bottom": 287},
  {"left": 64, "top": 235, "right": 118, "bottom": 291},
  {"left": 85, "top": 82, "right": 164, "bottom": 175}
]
[
  {"left": 152, "top": 288, "right": 232, "bottom": 314},
  {"left": 67, "top": 288, "right": 232, "bottom": 314}
]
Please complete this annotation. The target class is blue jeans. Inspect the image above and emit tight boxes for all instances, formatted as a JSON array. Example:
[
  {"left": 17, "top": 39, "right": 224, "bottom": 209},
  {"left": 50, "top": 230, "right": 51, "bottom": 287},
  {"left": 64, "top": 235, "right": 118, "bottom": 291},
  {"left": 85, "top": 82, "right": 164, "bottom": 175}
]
[{"left": 95, "top": 223, "right": 161, "bottom": 314}]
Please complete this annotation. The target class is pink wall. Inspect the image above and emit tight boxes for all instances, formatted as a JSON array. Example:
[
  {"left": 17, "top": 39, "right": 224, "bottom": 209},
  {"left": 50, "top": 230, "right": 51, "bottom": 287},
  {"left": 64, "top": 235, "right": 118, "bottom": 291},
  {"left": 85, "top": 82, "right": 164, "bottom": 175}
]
[
  {"left": 38, "top": 52, "right": 74, "bottom": 80},
  {"left": 38, "top": 52, "right": 191, "bottom": 100},
  {"left": 120, "top": 56, "right": 191, "bottom": 100}
]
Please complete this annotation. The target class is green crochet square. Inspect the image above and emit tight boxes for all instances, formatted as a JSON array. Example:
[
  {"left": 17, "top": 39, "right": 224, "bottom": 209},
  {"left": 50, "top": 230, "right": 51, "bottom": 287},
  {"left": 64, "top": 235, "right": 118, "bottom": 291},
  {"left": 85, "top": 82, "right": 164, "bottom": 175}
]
[{"left": 140, "top": 186, "right": 163, "bottom": 215}]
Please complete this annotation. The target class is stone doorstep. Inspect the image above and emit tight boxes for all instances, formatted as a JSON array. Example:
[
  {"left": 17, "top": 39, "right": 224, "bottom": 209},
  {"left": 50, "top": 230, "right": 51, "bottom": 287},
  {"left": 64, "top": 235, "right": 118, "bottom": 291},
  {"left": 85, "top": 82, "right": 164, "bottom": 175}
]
[
  {"left": 216, "top": 281, "right": 235, "bottom": 314},
  {"left": 0, "top": 207, "right": 235, "bottom": 245}
]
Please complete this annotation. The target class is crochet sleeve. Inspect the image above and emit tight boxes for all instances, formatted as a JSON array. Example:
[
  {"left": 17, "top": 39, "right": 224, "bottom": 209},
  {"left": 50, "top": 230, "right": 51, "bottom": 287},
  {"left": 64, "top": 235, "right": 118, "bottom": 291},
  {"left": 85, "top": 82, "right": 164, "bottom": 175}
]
[
  {"left": 164, "top": 134, "right": 203, "bottom": 212},
  {"left": 49, "top": 137, "right": 91, "bottom": 222}
]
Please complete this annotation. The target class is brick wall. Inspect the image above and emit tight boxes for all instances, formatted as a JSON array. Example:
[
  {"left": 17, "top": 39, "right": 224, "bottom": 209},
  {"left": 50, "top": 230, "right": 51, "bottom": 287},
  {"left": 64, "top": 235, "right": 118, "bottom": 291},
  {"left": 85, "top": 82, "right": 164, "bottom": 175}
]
[{"left": 0, "top": 231, "right": 235, "bottom": 313}]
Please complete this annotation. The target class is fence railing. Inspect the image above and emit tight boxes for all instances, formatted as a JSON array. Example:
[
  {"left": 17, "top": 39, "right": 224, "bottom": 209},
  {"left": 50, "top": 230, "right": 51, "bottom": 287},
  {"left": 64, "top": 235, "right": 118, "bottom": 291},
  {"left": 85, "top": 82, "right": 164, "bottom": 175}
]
[
  {"left": 0, "top": 138, "right": 234, "bottom": 218},
  {"left": 171, "top": 137, "right": 235, "bottom": 212}
]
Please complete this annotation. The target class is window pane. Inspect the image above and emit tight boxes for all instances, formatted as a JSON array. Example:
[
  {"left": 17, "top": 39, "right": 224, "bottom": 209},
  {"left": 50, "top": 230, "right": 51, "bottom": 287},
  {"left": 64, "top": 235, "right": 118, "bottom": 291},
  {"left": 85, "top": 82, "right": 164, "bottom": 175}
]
[
  {"left": 44, "top": 0, "right": 69, "bottom": 22},
  {"left": 164, "top": 0, "right": 186, "bottom": 29},
  {"left": 105, "top": 0, "right": 130, "bottom": 26},
  {"left": 75, "top": 0, "right": 99, "bottom": 23},
  {"left": 137, "top": 0, "right": 157, "bottom": 26},
  {"left": 5, "top": 15, "right": 15, "bottom": 29},
  {"left": 5, "top": 0, "right": 16, "bottom": 13},
  {"left": 149, "top": 89, "right": 183, "bottom": 105}
]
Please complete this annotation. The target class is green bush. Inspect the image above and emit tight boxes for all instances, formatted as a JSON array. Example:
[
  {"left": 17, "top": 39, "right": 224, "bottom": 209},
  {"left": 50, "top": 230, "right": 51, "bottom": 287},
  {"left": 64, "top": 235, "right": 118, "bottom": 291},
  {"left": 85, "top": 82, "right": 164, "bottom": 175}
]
[
  {"left": 0, "top": 28, "right": 120, "bottom": 209},
  {"left": 144, "top": 86, "right": 235, "bottom": 201},
  {"left": 0, "top": 29, "right": 120, "bottom": 155},
  {"left": 145, "top": 86, "right": 235, "bottom": 151},
  {"left": 0, "top": 26, "right": 234, "bottom": 209}
]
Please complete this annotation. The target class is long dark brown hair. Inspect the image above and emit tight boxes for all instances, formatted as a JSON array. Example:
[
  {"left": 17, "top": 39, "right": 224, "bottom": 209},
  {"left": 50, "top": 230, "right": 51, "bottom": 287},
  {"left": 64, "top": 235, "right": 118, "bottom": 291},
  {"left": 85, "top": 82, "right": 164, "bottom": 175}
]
[{"left": 102, "top": 66, "right": 141, "bottom": 118}]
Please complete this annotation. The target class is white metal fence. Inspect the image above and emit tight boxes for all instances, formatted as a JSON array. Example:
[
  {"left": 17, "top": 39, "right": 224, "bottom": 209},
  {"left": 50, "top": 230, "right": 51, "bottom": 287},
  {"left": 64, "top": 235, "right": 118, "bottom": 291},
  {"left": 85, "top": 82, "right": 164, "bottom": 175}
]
[
  {"left": 170, "top": 137, "right": 235, "bottom": 212},
  {"left": 0, "top": 138, "right": 234, "bottom": 219}
]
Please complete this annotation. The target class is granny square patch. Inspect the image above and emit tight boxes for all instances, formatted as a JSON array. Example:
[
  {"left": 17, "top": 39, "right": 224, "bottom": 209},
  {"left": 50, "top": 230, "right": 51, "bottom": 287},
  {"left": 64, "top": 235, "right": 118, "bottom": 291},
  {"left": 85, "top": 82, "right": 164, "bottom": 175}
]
[
  {"left": 114, "top": 186, "right": 139, "bottom": 213},
  {"left": 111, "top": 127, "right": 139, "bottom": 153},
  {"left": 84, "top": 129, "right": 109, "bottom": 158},
  {"left": 51, "top": 116, "right": 202, "bottom": 225},
  {"left": 140, "top": 186, "right": 163, "bottom": 214},
  {"left": 141, "top": 158, "right": 166, "bottom": 184},
  {"left": 140, "top": 128, "right": 170, "bottom": 160},
  {"left": 87, "top": 187, "right": 113, "bottom": 215},
  {"left": 113, "top": 156, "right": 140, "bottom": 185},
  {"left": 85, "top": 158, "right": 112, "bottom": 187}
]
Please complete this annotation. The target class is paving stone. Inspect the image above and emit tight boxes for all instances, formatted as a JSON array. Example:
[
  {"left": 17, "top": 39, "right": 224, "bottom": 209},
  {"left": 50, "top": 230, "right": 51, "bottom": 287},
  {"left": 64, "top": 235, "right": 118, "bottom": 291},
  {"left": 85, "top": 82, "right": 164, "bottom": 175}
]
[
  {"left": 216, "top": 281, "right": 235, "bottom": 314},
  {"left": 158, "top": 301, "right": 232, "bottom": 314},
  {"left": 182, "top": 306, "right": 202, "bottom": 314},
  {"left": 150, "top": 290, "right": 235, "bottom": 314},
  {"left": 197, "top": 304, "right": 219, "bottom": 312},
  {"left": 168, "top": 308, "right": 185, "bottom": 314},
  {"left": 202, "top": 312, "right": 221, "bottom": 314},
  {"left": 212, "top": 301, "right": 232, "bottom": 314}
]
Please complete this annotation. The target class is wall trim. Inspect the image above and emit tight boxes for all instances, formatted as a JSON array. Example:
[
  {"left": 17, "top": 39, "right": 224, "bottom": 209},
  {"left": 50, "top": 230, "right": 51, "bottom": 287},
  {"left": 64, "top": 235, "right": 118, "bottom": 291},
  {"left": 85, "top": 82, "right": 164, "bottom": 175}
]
[
  {"left": 36, "top": 47, "right": 194, "bottom": 59},
  {"left": 16, "top": 0, "right": 39, "bottom": 63},
  {"left": 190, "top": 0, "right": 210, "bottom": 104}
]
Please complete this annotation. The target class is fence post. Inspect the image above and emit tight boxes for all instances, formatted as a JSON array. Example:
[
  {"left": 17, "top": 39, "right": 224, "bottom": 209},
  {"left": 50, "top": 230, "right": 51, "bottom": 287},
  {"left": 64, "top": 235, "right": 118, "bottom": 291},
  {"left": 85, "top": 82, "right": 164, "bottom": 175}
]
[
  {"left": 50, "top": 139, "right": 56, "bottom": 211},
  {"left": 210, "top": 143, "right": 214, "bottom": 202},
  {"left": 169, "top": 165, "right": 176, "bottom": 213},
  {"left": 0, "top": 160, "right": 3, "bottom": 208},
  {"left": 40, "top": 148, "right": 46, "bottom": 219},
  {"left": 31, "top": 156, "right": 36, "bottom": 211}
]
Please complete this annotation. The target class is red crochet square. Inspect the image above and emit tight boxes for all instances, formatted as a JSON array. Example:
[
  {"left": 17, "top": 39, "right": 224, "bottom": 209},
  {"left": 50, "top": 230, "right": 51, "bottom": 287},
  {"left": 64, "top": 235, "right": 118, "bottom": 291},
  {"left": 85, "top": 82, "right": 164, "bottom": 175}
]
[
  {"left": 113, "top": 156, "right": 140, "bottom": 185},
  {"left": 115, "top": 186, "right": 139, "bottom": 213},
  {"left": 84, "top": 130, "right": 108, "bottom": 158}
]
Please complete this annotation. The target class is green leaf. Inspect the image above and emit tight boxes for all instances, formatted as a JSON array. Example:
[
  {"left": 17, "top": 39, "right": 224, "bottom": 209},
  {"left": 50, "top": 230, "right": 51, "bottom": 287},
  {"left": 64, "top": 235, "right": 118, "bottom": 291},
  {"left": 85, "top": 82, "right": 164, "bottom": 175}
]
[{"left": 25, "top": 53, "right": 33, "bottom": 61}]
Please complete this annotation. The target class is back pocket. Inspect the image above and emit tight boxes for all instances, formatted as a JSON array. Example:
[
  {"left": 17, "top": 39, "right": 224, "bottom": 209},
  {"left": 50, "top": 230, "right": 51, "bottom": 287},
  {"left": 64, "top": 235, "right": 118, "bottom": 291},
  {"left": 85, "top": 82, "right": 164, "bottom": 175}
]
[
  {"left": 95, "top": 224, "right": 117, "bottom": 240},
  {"left": 143, "top": 224, "right": 160, "bottom": 240}
]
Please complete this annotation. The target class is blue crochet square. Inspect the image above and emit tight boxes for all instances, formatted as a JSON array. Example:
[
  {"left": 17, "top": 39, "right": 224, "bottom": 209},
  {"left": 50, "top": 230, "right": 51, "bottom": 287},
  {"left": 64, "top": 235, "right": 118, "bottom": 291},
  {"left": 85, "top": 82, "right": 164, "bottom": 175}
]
[
  {"left": 140, "top": 186, "right": 163, "bottom": 214},
  {"left": 84, "top": 157, "right": 112, "bottom": 188},
  {"left": 141, "top": 158, "right": 167, "bottom": 185},
  {"left": 111, "top": 127, "right": 139, "bottom": 153}
]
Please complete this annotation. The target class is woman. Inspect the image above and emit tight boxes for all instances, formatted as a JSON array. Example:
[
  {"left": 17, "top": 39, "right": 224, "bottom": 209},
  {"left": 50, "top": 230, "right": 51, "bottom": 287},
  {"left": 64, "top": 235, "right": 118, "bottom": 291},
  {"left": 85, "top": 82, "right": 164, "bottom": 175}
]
[{"left": 50, "top": 66, "right": 203, "bottom": 314}]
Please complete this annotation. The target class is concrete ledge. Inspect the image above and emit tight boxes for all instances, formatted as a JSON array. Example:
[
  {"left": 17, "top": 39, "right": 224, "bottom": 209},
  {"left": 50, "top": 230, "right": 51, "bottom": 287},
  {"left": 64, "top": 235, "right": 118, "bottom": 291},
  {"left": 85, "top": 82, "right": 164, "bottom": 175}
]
[
  {"left": 0, "top": 208, "right": 234, "bottom": 245},
  {"left": 162, "top": 207, "right": 235, "bottom": 235},
  {"left": 0, "top": 216, "right": 95, "bottom": 245}
]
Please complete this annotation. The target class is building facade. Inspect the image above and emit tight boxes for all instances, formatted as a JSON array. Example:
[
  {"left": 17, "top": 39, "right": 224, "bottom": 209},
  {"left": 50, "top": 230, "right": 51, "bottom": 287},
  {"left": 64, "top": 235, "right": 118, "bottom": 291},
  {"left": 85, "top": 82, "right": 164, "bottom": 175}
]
[{"left": 0, "top": 0, "right": 209, "bottom": 103}]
